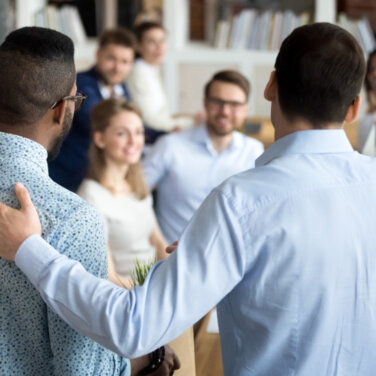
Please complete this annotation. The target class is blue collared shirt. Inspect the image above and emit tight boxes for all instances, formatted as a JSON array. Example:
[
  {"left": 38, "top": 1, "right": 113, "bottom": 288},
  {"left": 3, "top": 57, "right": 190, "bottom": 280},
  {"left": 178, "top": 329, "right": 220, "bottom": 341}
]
[
  {"left": 142, "top": 124, "right": 264, "bottom": 243},
  {"left": 14, "top": 129, "right": 376, "bottom": 375},
  {"left": 0, "top": 132, "right": 129, "bottom": 375}
]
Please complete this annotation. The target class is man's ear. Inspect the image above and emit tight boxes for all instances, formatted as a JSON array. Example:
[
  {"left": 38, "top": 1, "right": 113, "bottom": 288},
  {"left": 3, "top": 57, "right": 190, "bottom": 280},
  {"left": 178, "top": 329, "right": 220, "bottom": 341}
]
[
  {"left": 264, "top": 71, "right": 277, "bottom": 102},
  {"left": 93, "top": 131, "right": 106, "bottom": 149},
  {"left": 51, "top": 100, "right": 67, "bottom": 126},
  {"left": 345, "top": 95, "right": 361, "bottom": 123}
]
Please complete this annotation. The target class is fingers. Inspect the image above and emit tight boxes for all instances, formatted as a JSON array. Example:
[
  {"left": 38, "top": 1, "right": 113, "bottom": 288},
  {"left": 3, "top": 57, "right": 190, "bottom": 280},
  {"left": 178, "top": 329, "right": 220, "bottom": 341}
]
[
  {"left": 172, "top": 352, "right": 181, "bottom": 370},
  {"left": 14, "top": 183, "right": 33, "bottom": 212},
  {"left": 166, "top": 241, "right": 178, "bottom": 254}
]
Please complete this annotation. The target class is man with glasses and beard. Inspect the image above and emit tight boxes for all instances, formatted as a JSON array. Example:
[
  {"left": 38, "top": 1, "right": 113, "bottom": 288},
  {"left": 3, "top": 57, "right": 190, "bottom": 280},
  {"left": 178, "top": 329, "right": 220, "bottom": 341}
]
[
  {"left": 0, "top": 27, "right": 178, "bottom": 376},
  {"left": 142, "top": 70, "right": 264, "bottom": 245}
]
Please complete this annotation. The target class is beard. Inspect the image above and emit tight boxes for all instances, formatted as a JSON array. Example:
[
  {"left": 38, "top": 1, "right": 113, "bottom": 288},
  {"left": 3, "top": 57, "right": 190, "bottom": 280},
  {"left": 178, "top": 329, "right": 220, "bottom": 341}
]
[
  {"left": 206, "top": 117, "right": 235, "bottom": 137},
  {"left": 48, "top": 108, "right": 74, "bottom": 161}
]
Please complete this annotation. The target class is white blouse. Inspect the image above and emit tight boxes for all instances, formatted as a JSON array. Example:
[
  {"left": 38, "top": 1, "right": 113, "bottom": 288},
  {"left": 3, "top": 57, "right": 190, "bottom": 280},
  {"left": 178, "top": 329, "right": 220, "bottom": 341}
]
[
  {"left": 126, "top": 58, "right": 193, "bottom": 131},
  {"left": 78, "top": 179, "right": 156, "bottom": 278}
]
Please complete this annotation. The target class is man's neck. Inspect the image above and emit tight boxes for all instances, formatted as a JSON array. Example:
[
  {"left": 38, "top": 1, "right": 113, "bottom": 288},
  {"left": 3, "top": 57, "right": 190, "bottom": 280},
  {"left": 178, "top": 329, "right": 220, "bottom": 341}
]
[
  {"left": 273, "top": 117, "right": 343, "bottom": 141},
  {"left": 99, "top": 160, "right": 131, "bottom": 196},
  {"left": 207, "top": 129, "right": 233, "bottom": 154},
  {"left": 0, "top": 124, "right": 41, "bottom": 145}
]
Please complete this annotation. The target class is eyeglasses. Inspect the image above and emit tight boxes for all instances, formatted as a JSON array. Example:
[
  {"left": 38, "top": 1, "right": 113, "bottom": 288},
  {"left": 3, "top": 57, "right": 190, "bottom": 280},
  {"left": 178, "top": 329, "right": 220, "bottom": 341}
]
[
  {"left": 50, "top": 90, "right": 87, "bottom": 112},
  {"left": 206, "top": 96, "right": 247, "bottom": 111}
]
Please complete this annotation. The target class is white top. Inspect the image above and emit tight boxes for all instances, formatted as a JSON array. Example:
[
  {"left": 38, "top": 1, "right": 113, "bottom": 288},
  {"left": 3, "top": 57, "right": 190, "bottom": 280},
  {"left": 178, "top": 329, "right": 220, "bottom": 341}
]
[
  {"left": 78, "top": 179, "right": 155, "bottom": 278},
  {"left": 126, "top": 59, "right": 193, "bottom": 131}
]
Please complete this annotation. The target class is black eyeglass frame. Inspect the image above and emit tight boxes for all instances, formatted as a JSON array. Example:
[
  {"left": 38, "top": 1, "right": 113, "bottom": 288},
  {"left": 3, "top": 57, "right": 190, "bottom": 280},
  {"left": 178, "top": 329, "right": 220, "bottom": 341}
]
[
  {"left": 206, "top": 96, "right": 247, "bottom": 110},
  {"left": 50, "top": 90, "right": 87, "bottom": 112}
]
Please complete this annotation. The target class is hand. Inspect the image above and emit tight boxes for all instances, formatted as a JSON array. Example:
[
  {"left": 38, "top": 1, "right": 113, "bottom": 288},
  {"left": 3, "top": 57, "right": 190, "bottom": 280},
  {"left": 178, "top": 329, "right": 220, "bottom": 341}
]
[
  {"left": 149, "top": 345, "right": 180, "bottom": 376},
  {"left": 0, "top": 183, "right": 42, "bottom": 261},
  {"left": 165, "top": 241, "right": 178, "bottom": 254}
]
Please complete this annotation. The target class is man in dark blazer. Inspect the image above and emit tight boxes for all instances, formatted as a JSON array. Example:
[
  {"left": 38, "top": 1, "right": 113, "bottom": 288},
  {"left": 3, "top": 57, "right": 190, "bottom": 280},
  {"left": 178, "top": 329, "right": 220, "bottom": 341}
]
[{"left": 48, "top": 28, "right": 135, "bottom": 192}]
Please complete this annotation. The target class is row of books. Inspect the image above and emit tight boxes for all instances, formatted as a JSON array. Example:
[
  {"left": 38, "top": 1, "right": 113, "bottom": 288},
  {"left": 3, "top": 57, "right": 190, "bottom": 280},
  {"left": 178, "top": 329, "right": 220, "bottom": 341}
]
[
  {"left": 213, "top": 8, "right": 376, "bottom": 53},
  {"left": 338, "top": 13, "right": 375, "bottom": 53},
  {"left": 34, "top": 5, "right": 87, "bottom": 44},
  {"left": 213, "top": 9, "right": 311, "bottom": 51}
]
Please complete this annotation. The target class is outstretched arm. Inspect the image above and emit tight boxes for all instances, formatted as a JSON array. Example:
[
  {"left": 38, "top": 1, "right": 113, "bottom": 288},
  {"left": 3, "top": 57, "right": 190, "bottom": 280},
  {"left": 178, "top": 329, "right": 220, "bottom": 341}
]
[
  {"left": 0, "top": 183, "right": 41, "bottom": 261},
  {"left": 0, "top": 183, "right": 246, "bottom": 358}
]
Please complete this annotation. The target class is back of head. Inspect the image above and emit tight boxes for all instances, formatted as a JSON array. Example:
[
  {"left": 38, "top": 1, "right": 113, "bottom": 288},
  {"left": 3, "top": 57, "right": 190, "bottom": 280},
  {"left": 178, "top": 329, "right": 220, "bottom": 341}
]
[
  {"left": 99, "top": 27, "right": 136, "bottom": 50},
  {"left": 0, "top": 27, "right": 75, "bottom": 126},
  {"left": 275, "top": 22, "right": 366, "bottom": 127},
  {"left": 204, "top": 70, "right": 250, "bottom": 100}
]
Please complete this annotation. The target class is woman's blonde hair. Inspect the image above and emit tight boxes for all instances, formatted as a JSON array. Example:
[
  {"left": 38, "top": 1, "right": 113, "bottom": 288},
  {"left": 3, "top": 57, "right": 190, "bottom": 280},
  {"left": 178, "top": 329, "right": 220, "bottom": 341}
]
[{"left": 87, "top": 98, "right": 148, "bottom": 199}]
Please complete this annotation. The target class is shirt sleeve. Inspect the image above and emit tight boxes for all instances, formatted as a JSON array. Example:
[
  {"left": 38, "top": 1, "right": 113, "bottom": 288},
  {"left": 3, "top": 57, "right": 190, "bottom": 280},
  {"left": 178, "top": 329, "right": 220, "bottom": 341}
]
[
  {"left": 40, "top": 204, "right": 130, "bottom": 375},
  {"left": 142, "top": 135, "right": 172, "bottom": 189},
  {"left": 15, "top": 188, "right": 246, "bottom": 358}
]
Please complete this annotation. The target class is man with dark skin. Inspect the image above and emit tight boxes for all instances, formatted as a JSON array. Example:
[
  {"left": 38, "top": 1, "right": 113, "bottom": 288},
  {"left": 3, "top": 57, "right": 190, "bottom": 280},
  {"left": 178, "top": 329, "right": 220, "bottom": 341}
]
[{"left": 0, "top": 26, "right": 178, "bottom": 376}]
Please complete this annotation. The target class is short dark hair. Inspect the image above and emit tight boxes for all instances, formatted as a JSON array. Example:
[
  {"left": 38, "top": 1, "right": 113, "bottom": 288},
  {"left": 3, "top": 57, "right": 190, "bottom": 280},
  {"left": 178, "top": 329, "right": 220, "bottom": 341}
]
[
  {"left": 275, "top": 22, "right": 366, "bottom": 127},
  {"left": 0, "top": 27, "right": 75, "bottom": 125},
  {"left": 204, "top": 70, "right": 250, "bottom": 100},
  {"left": 99, "top": 28, "right": 136, "bottom": 50},
  {"left": 134, "top": 21, "right": 165, "bottom": 43}
]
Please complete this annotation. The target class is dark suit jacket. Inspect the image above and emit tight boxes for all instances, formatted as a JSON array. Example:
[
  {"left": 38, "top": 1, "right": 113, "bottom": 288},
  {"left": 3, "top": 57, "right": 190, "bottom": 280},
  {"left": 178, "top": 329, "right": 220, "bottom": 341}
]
[{"left": 48, "top": 67, "right": 131, "bottom": 192}]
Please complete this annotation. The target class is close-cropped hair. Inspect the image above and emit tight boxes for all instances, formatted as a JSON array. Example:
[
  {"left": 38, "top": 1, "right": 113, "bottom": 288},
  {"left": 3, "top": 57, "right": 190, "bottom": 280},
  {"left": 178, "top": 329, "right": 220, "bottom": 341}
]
[
  {"left": 0, "top": 26, "right": 75, "bottom": 126},
  {"left": 134, "top": 21, "right": 165, "bottom": 42},
  {"left": 99, "top": 28, "right": 137, "bottom": 50},
  {"left": 204, "top": 70, "right": 250, "bottom": 100},
  {"left": 275, "top": 22, "right": 366, "bottom": 127},
  {"left": 88, "top": 98, "right": 148, "bottom": 200}
]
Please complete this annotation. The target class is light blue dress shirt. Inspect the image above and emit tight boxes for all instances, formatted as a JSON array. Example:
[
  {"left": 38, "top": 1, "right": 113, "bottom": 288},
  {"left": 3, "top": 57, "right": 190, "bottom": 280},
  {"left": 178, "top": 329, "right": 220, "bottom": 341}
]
[
  {"left": 142, "top": 124, "right": 264, "bottom": 243},
  {"left": 0, "top": 132, "right": 129, "bottom": 375},
  {"left": 13, "top": 129, "right": 376, "bottom": 375}
]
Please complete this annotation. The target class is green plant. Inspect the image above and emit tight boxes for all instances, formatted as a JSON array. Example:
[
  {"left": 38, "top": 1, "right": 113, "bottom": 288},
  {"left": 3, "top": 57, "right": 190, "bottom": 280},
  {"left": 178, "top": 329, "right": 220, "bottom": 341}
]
[{"left": 130, "top": 257, "right": 156, "bottom": 286}]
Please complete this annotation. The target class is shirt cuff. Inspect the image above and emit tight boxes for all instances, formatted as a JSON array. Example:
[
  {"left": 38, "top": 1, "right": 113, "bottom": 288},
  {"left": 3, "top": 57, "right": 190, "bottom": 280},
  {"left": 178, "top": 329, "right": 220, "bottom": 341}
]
[{"left": 15, "top": 234, "right": 61, "bottom": 287}]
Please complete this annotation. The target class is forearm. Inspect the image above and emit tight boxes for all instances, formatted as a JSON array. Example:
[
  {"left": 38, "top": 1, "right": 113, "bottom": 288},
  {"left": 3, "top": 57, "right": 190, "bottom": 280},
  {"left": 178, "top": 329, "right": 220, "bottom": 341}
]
[{"left": 14, "top": 190, "right": 245, "bottom": 358}]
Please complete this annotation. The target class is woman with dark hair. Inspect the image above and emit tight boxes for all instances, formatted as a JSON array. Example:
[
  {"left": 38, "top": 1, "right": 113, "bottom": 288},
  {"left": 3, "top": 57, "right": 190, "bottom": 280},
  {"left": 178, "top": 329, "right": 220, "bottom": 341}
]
[
  {"left": 126, "top": 22, "right": 202, "bottom": 136},
  {"left": 77, "top": 98, "right": 167, "bottom": 287},
  {"left": 358, "top": 49, "right": 376, "bottom": 152}
]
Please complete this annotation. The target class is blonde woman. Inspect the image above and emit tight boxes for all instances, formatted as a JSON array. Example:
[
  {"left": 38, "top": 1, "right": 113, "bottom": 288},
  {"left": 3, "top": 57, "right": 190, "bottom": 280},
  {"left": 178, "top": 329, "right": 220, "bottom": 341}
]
[{"left": 77, "top": 98, "right": 167, "bottom": 287}]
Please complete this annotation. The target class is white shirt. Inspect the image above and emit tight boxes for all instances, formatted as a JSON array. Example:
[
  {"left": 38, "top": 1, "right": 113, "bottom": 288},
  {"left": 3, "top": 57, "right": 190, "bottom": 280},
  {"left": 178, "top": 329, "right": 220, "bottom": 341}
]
[
  {"left": 78, "top": 179, "right": 155, "bottom": 278},
  {"left": 127, "top": 59, "right": 193, "bottom": 131}
]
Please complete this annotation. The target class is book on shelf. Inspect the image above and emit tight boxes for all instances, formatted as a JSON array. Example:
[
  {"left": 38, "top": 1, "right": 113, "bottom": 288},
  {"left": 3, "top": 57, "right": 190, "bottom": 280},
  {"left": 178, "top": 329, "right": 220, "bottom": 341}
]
[
  {"left": 34, "top": 4, "right": 87, "bottom": 44},
  {"left": 214, "top": 8, "right": 311, "bottom": 52},
  {"left": 338, "top": 13, "right": 376, "bottom": 53}
]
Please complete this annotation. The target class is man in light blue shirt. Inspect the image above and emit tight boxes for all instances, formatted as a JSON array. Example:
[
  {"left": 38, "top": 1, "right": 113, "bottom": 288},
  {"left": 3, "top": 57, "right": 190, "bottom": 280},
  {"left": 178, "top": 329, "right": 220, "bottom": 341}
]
[
  {"left": 0, "top": 27, "right": 177, "bottom": 376},
  {"left": 0, "top": 23, "right": 375, "bottom": 375},
  {"left": 142, "top": 70, "right": 264, "bottom": 243}
]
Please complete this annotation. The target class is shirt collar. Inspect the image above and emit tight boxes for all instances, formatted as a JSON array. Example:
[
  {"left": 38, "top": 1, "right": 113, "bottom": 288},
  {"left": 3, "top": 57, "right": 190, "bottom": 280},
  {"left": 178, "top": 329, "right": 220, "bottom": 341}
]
[
  {"left": 0, "top": 132, "right": 48, "bottom": 174},
  {"left": 256, "top": 129, "right": 353, "bottom": 167},
  {"left": 191, "top": 124, "right": 243, "bottom": 153},
  {"left": 98, "top": 81, "right": 125, "bottom": 99}
]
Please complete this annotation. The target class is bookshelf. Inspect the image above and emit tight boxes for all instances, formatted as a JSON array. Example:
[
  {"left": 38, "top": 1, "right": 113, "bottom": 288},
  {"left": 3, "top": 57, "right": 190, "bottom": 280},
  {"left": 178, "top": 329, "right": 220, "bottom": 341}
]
[
  {"left": 14, "top": 0, "right": 99, "bottom": 71},
  {"left": 163, "top": 0, "right": 337, "bottom": 117}
]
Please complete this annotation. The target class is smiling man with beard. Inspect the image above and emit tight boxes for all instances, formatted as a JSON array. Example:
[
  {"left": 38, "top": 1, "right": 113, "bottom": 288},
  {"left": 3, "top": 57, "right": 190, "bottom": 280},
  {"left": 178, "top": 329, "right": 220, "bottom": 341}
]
[{"left": 142, "top": 70, "right": 264, "bottom": 244}]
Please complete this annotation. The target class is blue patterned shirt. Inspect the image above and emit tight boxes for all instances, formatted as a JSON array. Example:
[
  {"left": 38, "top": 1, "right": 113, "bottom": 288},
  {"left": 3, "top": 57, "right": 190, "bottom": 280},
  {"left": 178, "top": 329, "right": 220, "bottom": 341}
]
[{"left": 0, "top": 132, "right": 130, "bottom": 375}]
